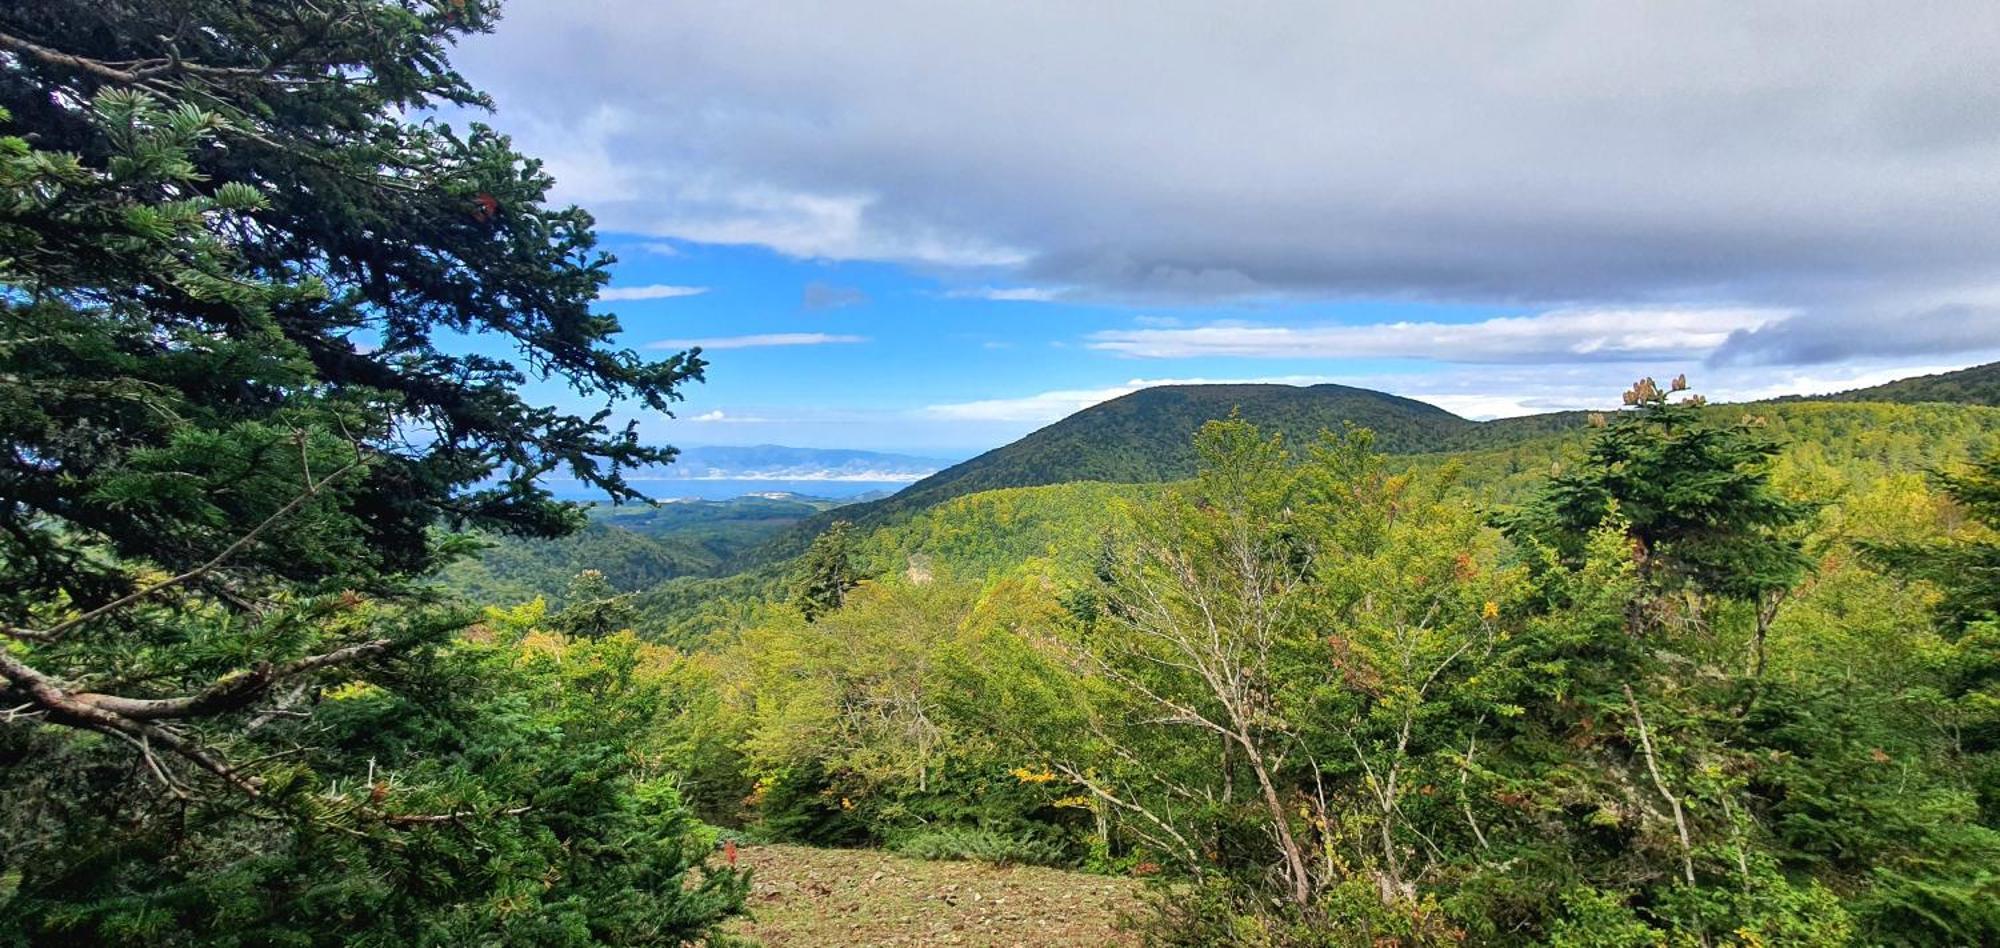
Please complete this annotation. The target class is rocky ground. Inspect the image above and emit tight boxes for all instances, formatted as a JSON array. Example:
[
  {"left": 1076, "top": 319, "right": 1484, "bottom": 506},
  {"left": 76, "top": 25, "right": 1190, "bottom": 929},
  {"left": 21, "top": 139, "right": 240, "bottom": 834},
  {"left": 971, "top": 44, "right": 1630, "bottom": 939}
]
[{"left": 722, "top": 844, "right": 1147, "bottom": 946}]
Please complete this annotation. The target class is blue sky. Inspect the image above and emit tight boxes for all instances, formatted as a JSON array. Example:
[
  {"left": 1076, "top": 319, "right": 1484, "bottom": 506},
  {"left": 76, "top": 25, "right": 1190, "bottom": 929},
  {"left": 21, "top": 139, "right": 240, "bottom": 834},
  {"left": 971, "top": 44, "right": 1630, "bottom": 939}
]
[{"left": 452, "top": 2, "right": 2000, "bottom": 459}]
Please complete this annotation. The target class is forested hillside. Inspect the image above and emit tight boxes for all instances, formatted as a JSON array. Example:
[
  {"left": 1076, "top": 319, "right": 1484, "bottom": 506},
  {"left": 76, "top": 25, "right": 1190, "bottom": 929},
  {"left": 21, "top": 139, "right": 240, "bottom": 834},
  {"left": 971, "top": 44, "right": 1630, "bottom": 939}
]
[
  {"left": 1804, "top": 359, "right": 2000, "bottom": 407},
  {"left": 624, "top": 378, "right": 2000, "bottom": 945},
  {"left": 759, "top": 367, "right": 2000, "bottom": 566},
  {"left": 763, "top": 383, "right": 1587, "bottom": 559},
  {"left": 445, "top": 379, "right": 2000, "bottom": 942},
  {"left": 461, "top": 386, "right": 2000, "bottom": 639},
  {"left": 440, "top": 493, "right": 846, "bottom": 604}
]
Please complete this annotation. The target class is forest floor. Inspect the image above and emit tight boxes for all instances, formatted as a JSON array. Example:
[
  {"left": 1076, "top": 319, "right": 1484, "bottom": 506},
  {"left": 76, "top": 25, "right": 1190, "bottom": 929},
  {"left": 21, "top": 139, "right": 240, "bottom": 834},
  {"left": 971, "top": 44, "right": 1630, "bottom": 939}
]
[{"left": 722, "top": 844, "right": 1148, "bottom": 946}]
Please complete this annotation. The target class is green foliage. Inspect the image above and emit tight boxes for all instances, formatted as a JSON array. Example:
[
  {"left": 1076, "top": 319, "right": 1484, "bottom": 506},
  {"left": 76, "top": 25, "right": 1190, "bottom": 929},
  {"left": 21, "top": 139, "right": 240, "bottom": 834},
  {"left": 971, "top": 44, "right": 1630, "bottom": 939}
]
[
  {"left": 438, "top": 494, "right": 844, "bottom": 608},
  {"left": 888, "top": 827, "right": 1070, "bottom": 867},
  {"left": 548, "top": 569, "right": 638, "bottom": 639},
  {"left": 789, "top": 521, "right": 863, "bottom": 622},
  {"left": 859, "top": 480, "right": 1149, "bottom": 581},
  {"left": 1867, "top": 451, "right": 2000, "bottom": 633},
  {"left": 656, "top": 386, "right": 2000, "bottom": 945},
  {"left": 1, "top": 605, "right": 747, "bottom": 945},
  {"left": 1503, "top": 377, "right": 1811, "bottom": 608},
  {"left": 763, "top": 362, "right": 2000, "bottom": 569},
  {"left": 0, "top": 2, "right": 738, "bottom": 942},
  {"left": 762, "top": 383, "right": 1594, "bottom": 564}
]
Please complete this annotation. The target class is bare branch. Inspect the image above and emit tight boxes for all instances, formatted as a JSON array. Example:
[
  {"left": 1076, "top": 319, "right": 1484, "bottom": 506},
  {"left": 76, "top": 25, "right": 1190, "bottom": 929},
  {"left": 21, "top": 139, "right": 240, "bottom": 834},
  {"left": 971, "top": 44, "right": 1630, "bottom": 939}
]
[{"left": 1625, "top": 684, "right": 1696, "bottom": 886}]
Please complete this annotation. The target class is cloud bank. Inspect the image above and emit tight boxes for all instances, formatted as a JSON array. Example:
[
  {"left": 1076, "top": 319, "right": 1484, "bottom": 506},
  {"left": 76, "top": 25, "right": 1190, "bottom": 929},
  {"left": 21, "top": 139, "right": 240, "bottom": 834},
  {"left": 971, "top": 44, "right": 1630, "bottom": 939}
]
[
  {"left": 596, "top": 283, "right": 708, "bottom": 301},
  {"left": 458, "top": 0, "right": 2000, "bottom": 366}
]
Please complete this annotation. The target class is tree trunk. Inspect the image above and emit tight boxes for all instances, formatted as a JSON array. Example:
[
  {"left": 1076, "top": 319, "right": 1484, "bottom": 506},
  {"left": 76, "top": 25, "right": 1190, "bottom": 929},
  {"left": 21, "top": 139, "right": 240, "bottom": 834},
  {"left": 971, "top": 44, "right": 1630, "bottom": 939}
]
[{"left": 1239, "top": 733, "right": 1312, "bottom": 906}]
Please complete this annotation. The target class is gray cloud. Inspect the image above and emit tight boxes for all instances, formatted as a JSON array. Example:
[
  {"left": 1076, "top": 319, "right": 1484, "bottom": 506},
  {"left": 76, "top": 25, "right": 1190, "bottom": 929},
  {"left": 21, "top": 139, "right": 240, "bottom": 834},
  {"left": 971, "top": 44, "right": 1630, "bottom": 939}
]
[
  {"left": 1709, "top": 304, "right": 2000, "bottom": 366},
  {"left": 457, "top": 1, "right": 2000, "bottom": 360}
]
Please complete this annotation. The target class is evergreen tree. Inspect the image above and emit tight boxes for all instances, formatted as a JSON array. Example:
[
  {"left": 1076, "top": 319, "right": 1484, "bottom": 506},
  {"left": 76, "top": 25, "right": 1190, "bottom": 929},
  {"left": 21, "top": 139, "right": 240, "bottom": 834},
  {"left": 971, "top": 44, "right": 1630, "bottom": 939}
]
[
  {"left": 552, "top": 568, "right": 638, "bottom": 639},
  {"left": 1868, "top": 452, "right": 2000, "bottom": 632},
  {"left": 791, "top": 520, "right": 862, "bottom": 621},
  {"left": 1504, "top": 376, "right": 1811, "bottom": 670},
  {"left": 1867, "top": 453, "right": 2000, "bottom": 822},
  {"left": 0, "top": 2, "right": 739, "bottom": 941}
]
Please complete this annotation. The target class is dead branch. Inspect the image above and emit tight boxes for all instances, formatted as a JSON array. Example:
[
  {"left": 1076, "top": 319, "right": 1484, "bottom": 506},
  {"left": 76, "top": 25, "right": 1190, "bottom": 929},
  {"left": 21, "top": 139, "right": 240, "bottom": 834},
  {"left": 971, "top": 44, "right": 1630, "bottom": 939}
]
[
  {"left": 377, "top": 805, "right": 533, "bottom": 828},
  {"left": 1625, "top": 684, "right": 1695, "bottom": 886}
]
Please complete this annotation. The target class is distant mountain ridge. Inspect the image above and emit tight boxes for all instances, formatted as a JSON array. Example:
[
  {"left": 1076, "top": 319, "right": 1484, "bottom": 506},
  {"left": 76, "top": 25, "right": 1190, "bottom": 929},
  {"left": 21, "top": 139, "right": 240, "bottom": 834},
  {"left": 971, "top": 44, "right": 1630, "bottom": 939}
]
[
  {"left": 756, "top": 382, "right": 1585, "bottom": 559},
  {"left": 759, "top": 361, "right": 2000, "bottom": 560},
  {"left": 644, "top": 445, "right": 952, "bottom": 482}
]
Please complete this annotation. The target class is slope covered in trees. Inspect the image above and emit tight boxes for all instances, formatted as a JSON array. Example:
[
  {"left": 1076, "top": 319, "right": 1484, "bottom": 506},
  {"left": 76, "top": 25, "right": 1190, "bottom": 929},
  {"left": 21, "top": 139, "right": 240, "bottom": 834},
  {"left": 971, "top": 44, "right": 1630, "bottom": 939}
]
[
  {"left": 761, "top": 384, "right": 1589, "bottom": 559},
  {"left": 7, "top": 0, "right": 1999, "bottom": 943},
  {"left": 765, "top": 364, "right": 2000, "bottom": 562},
  {"left": 1801, "top": 359, "right": 2000, "bottom": 407},
  {"left": 440, "top": 493, "right": 847, "bottom": 604},
  {"left": 644, "top": 378, "right": 2000, "bottom": 945}
]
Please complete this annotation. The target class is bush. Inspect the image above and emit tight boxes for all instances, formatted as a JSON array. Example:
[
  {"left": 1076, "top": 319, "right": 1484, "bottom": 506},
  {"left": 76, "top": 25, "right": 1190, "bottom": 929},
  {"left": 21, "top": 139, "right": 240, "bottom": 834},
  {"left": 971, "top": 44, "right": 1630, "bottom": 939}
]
[{"left": 889, "top": 827, "right": 1070, "bottom": 867}]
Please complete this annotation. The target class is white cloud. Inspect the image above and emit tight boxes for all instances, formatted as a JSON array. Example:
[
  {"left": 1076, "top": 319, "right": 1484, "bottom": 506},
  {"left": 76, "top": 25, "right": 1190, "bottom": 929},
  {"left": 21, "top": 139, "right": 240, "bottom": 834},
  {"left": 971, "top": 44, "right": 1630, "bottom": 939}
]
[
  {"left": 921, "top": 374, "right": 1342, "bottom": 423},
  {"left": 688, "top": 409, "right": 775, "bottom": 423},
  {"left": 945, "top": 286, "right": 1064, "bottom": 302},
  {"left": 597, "top": 284, "right": 709, "bottom": 301},
  {"left": 1087, "top": 308, "right": 1787, "bottom": 363},
  {"left": 1385, "top": 358, "right": 2000, "bottom": 418},
  {"left": 638, "top": 242, "right": 682, "bottom": 257},
  {"left": 648, "top": 332, "right": 867, "bottom": 350}
]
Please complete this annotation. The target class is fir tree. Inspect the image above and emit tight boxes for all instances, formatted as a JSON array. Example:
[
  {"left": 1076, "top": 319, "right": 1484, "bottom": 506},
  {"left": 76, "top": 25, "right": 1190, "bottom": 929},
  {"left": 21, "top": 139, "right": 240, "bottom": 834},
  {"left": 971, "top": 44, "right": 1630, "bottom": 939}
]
[
  {"left": 552, "top": 568, "right": 638, "bottom": 639},
  {"left": 791, "top": 520, "right": 862, "bottom": 621},
  {"left": 1504, "top": 376, "right": 1812, "bottom": 668},
  {"left": 0, "top": 2, "right": 739, "bottom": 941}
]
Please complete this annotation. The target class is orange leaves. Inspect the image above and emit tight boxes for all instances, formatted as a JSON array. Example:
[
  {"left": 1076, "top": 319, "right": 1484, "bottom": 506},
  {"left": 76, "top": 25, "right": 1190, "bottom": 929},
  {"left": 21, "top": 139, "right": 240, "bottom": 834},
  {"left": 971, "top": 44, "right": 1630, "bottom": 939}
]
[{"left": 1325, "top": 633, "right": 1385, "bottom": 697}]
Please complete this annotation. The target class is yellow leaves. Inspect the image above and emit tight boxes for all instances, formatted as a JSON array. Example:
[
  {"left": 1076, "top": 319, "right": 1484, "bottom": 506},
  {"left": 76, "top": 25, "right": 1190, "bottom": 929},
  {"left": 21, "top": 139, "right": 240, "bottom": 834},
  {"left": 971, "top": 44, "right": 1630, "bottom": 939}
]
[
  {"left": 1052, "top": 794, "right": 1093, "bottom": 809},
  {"left": 1009, "top": 766, "right": 1057, "bottom": 784},
  {"left": 1482, "top": 600, "right": 1500, "bottom": 621},
  {"left": 323, "top": 680, "right": 384, "bottom": 702}
]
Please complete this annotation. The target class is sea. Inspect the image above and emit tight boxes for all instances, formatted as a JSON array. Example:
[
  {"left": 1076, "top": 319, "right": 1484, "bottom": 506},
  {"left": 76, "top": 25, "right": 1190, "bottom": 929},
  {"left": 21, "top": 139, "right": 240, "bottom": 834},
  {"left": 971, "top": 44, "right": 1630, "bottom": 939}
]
[{"left": 544, "top": 479, "right": 910, "bottom": 503}]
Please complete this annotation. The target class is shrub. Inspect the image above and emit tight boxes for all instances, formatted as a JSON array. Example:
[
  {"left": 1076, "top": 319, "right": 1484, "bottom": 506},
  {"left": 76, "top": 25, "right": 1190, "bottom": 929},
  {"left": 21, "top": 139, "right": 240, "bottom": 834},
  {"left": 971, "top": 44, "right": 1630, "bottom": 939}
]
[{"left": 889, "top": 827, "right": 1070, "bottom": 867}]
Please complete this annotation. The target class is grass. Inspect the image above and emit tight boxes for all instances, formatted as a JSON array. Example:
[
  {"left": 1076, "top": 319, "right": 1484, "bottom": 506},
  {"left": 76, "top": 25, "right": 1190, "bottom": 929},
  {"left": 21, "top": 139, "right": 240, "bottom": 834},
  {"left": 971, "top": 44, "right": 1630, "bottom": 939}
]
[{"left": 721, "top": 843, "right": 1146, "bottom": 946}]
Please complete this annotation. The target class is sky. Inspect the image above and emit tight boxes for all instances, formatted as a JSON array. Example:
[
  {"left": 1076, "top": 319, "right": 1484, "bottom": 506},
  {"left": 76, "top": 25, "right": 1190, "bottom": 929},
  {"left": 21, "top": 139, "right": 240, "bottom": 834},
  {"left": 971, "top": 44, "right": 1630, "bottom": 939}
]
[{"left": 445, "top": 1, "right": 2000, "bottom": 458}]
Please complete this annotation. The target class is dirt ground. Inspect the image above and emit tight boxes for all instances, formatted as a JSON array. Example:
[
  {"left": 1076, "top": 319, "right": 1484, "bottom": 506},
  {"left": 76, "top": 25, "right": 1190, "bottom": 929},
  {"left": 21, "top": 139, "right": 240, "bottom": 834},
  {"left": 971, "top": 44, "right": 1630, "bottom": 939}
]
[{"left": 721, "top": 844, "right": 1147, "bottom": 947}]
